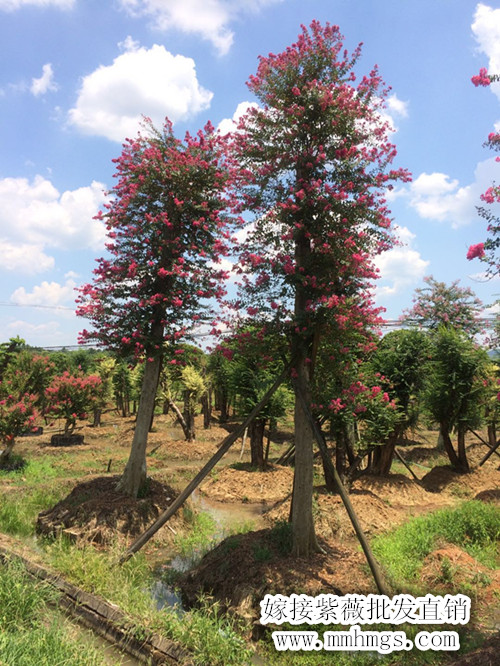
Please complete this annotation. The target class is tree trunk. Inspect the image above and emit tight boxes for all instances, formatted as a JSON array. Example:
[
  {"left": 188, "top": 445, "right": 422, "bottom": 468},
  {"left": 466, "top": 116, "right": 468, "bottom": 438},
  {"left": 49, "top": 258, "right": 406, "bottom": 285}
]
[
  {"left": 488, "top": 423, "right": 496, "bottom": 449},
  {"left": 0, "top": 437, "right": 15, "bottom": 468},
  {"left": 201, "top": 391, "right": 211, "bottom": 429},
  {"left": 183, "top": 391, "right": 196, "bottom": 442},
  {"left": 166, "top": 397, "right": 192, "bottom": 442},
  {"left": 290, "top": 217, "right": 319, "bottom": 557},
  {"left": 93, "top": 408, "right": 102, "bottom": 428},
  {"left": 250, "top": 418, "right": 266, "bottom": 470},
  {"left": 218, "top": 388, "right": 229, "bottom": 423},
  {"left": 333, "top": 427, "right": 345, "bottom": 489},
  {"left": 456, "top": 424, "right": 470, "bottom": 473},
  {"left": 116, "top": 355, "right": 162, "bottom": 498},
  {"left": 369, "top": 435, "right": 397, "bottom": 476},
  {"left": 440, "top": 421, "right": 461, "bottom": 470}
]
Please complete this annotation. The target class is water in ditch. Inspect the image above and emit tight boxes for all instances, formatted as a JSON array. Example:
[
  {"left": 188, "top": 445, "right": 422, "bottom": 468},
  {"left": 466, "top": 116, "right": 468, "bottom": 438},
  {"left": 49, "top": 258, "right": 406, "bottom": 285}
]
[
  {"left": 152, "top": 489, "right": 269, "bottom": 609},
  {"left": 150, "top": 491, "right": 270, "bottom": 664}
]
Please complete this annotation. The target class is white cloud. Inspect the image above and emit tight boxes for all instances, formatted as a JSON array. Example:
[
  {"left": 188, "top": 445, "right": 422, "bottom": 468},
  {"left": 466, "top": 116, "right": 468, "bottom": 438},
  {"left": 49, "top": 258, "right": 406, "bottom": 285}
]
[
  {"left": 407, "top": 158, "right": 500, "bottom": 227},
  {"left": 0, "top": 175, "right": 106, "bottom": 251},
  {"left": 374, "top": 226, "right": 429, "bottom": 297},
  {"left": 217, "top": 101, "right": 259, "bottom": 135},
  {"left": 0, "top": 240, "right": 54, "bottom": 274},
  {"left": 118, "top": 0, "right": 282, "bottom": 55},
  {"left": 387, "top": 94, "right": 409, "bottom": 119},
  {"left": 0, "top": 0, "right": 74, "bottom": 9},
  {"left": 0, "top": 175, "right": 106, "bottom": 275},
  {"left": 378, "top": 93, "right": 409, "bottom": 133},
  {"left": 5, "top": 319, "right": 66, "bottom": 347},
  {"left": 472, "top": 3, "right": 500, "bottom": 103},
  {"left": 11, "top": 277, "right": 77, "bottom": 308},
  {"left": 68, "top": 41, "right": 213, "bottom": 142},
  {"left": 31, "top": 63, "right": 58, "bottom": 96}
]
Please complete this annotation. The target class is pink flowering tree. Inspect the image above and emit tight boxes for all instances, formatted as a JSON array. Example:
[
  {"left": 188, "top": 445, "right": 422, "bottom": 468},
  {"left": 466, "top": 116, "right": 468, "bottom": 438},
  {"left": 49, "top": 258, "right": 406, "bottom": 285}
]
[
  {"left": 0, "top": 391, "right": 37, "bottom": 467},
  {"left": 400, "top": 276, "right": 483, "bottom": 338},
  {"left": 4, "top": 351, "right": 56, "bottom": 420},
  {"left": 44, "top": 372, "right": 103, "bottom": 435},
  {"left": 468, "top": 68, "right": 500, "bottom": 275},
  {"left": 233, "top": 22, "right": 410, "bottom": 555},
  {"left": 76, "top": 118, "right": 234, "bottom": 497},
  {"left": 0, "top": 351, "right": 57, "bottom": 466},
  {"left": 311, "top": 292, "right": 391, "bottom": 485}
]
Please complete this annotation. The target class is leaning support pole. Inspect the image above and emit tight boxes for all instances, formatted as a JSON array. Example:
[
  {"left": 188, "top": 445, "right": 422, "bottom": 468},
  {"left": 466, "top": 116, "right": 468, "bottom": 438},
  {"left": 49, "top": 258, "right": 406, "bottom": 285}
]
[
  {"left": 291, "top": 377, "right": 390, "bottom": 597},
  {"left": 394, "top": 447, "right": 420, "bottom": 482},
  {"left": 468, "top": 429, "right": 500, "bottom": 463},
  {"left": 119, "top": 366, "right": 289, "bottom": 564},
  {"left": 478, "top": 437, "right": 500, "bottom": 466}
]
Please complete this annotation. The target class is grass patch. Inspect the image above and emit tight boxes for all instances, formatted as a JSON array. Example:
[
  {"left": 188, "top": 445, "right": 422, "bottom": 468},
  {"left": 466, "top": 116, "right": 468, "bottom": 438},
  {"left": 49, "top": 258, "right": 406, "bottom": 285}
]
[
  {"left": 0, "top": 457, "right": 61, "bottom": 484},
  {"left": 44, "top": 537, "right": 253, "bottom": 665},
  {"left": 173, "top": 508, "right": 218, "bottom": 565},
  {"left": 46, "top": 537, "right": 154, "bottom": 618},
  {"left": 269, "top": 519, "right": 293, "bottom": 556},
  {"left": 0, "top": 485, "right": 65, "bottom": 536},
  {"left": 373, "top": 501, "right": 500, "bottom": 585},
  {"left": 0, "top": 558, "right": 107, "bottom": 665},
  {"left": 154, "top": 596, "right": 253, "bottom": 665}
]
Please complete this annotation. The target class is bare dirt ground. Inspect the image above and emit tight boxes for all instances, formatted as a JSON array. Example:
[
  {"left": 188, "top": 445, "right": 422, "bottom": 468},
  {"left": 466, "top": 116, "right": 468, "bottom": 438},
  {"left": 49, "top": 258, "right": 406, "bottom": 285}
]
[{"left": 2, "top": 414, "right": 499, "bottom": 663}]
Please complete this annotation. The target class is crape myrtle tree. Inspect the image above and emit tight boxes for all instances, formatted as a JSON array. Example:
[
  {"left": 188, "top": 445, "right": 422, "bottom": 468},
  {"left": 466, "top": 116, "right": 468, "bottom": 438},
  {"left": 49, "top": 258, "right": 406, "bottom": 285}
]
[
  {"left": 77, "top": 118, "right": 234, "bottom": 498},
  {"left": 233, "top": 22, "right": 410, "bottom": 556},
  {"left": 400, "top": 276, "right": 483, "bottom": 338},
  {"left": 310, "top": 291, "right": 392, "bottom": 485},
  {"left": 468, "top": 67, "right": 500, "bottom": 276}
]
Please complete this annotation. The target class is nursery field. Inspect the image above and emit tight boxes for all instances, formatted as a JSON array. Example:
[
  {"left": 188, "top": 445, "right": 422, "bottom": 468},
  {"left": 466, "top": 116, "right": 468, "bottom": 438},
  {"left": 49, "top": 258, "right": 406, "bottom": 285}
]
[{"left": 0, "top": 410, "right": 499, "bottom": 665}]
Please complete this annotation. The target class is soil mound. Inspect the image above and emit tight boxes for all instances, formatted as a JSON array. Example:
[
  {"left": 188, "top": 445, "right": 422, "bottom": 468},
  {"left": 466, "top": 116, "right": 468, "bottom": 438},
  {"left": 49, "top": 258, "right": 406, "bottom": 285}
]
[
  {"left": 200, "top": 464, "right": 293, "bottom": 504},
  {"left": 449, "top": 633, "right": 500, "bottom": 666},
  {"left": 180, "top": 527, "right": 372, "bottom": 632},
  {"left": 420, "top": 545, "right": 489, "bottom": 588},
  {"left": 351, "top": 473, "right": 432, "bottom": 506},
  {"left": 420, "top": 465, "right": 464, "bottom": 492},
  {"left": 36, "top": 475, "right": 177, "bottom": 545}
]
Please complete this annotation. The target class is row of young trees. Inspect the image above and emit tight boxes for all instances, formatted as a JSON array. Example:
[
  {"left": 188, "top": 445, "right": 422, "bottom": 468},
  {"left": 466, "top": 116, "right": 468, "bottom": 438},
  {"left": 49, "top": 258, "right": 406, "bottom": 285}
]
[
  {"left": 1, "top": 288, "right": 494, "bottom": 478},
  {"left": 0, "top": 342, "right": 105, "bottom": 466}
]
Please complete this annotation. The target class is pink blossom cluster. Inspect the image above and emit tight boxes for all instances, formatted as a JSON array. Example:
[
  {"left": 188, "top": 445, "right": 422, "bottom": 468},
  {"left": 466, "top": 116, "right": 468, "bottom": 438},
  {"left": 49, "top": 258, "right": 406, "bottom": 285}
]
[
  {"left": 45, "top": 372, "right": 103, "bottom": 435},
  {"left": 0, "top": 390, "right": 38, "bottom": 444},
  {"left": 471, "top": 67, "right": 491, "bottom": 87}
]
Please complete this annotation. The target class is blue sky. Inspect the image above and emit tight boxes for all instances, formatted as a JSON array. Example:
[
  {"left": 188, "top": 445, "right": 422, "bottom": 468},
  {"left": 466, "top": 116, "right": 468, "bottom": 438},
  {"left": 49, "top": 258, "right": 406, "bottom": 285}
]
[{"left": 1, "top": 0, "right": 500, "bottom": 348}]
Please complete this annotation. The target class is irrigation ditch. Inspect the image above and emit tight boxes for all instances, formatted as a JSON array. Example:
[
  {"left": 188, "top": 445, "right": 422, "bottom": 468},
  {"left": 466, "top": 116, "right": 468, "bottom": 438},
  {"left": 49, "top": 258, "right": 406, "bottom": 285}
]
[{"left": 0, "top": 536, "right": 192, "bottom": 666}]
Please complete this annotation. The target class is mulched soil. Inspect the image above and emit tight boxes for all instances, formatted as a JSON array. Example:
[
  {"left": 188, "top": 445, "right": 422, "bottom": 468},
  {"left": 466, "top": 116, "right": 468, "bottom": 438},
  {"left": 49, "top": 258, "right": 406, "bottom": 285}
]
[
  {"left": 200, "top": 463, "right": 294, "bottom": 504},
  {"left": 36, "top": 475, "right": 179, "bottom": 545},
  {"left": 180, "top": 528, "right": 370, "bottom": 636}
]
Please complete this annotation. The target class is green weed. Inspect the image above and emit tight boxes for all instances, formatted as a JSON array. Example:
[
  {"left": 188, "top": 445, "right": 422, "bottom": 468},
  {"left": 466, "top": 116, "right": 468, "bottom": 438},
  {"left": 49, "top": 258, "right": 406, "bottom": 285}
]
[
  {"left": 0, "top": 559, "right": 107, "bottom": 665},
  {"left": 154, "top": 596, "right": 253, "bottom": 665},
  {"left": 0, "top": 485, "right": 65, "bottom": 536},
  {"left": 373, "top": 501, "right": 500, "bottom": 585}
]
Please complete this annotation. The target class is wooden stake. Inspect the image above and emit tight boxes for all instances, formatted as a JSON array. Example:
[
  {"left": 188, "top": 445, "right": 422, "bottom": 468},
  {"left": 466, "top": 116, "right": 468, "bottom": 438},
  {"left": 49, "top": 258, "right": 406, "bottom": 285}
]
[
  {"left": 394, "top": 447, "right": 420, "bottom": 482},
  {"left": 119, "top": 366, "right": 289, "bottom": 564}
]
